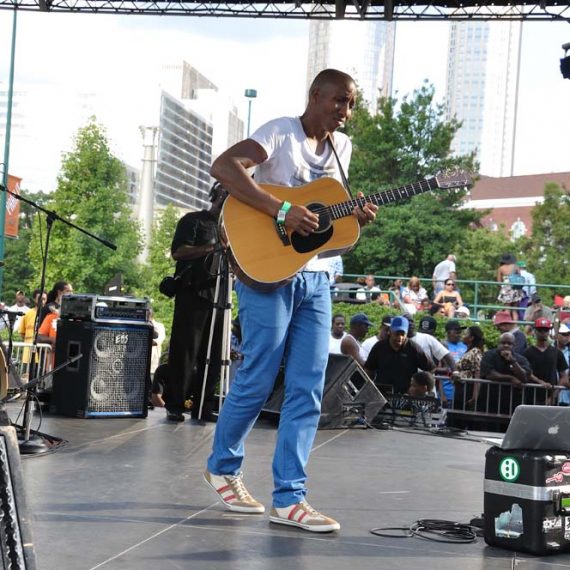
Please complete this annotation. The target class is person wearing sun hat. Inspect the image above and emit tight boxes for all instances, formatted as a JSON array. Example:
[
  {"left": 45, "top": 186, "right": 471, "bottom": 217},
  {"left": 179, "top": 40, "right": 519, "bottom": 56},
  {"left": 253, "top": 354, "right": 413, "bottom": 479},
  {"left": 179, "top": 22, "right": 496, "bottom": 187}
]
[
  {"left": 497, "top": 253, "right": 524, "bottom": 320},
  {"left": 493, "top": 309, "right": 527, "bottom": 354}
]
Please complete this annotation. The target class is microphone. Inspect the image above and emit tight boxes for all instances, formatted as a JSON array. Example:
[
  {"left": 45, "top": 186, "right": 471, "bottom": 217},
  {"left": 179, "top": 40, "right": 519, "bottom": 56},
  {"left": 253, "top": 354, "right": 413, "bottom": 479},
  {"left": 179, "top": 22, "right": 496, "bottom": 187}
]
[{"left": 0, "top": 309, "right": 25, "bottom": 318}]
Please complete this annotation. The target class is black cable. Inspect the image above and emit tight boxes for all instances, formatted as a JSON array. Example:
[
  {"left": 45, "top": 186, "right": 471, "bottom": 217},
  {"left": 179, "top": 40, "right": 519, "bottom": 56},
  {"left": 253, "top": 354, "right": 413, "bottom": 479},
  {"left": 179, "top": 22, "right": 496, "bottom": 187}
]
[{"left": 370, "top": 519, "right": 478, "bottom": 544}]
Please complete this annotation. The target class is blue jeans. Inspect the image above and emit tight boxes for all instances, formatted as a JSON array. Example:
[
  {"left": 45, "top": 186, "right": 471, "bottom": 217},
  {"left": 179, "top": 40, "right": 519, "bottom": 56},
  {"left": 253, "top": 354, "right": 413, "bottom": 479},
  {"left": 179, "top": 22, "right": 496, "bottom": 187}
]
[{"left": 207, "top": 271, "right": 331, "bottom": 508}]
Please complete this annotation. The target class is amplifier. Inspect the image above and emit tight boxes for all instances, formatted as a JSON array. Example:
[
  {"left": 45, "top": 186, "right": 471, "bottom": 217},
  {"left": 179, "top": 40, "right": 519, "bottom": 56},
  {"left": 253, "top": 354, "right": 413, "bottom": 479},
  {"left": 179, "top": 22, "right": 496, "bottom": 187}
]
[
  {"left": 60, "top": 294, "right": 149, "bottom": 324},
  {"left": 60, "top": 294, "right": 95, "bottom": 321},
  {"left": 94, "top": 296, "right": 149, "bottom": 323}
]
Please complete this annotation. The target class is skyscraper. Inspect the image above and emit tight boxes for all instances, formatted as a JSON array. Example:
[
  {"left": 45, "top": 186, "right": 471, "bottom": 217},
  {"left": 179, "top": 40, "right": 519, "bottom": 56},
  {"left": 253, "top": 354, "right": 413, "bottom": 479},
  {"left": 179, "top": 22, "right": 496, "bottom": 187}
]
[
  {"left": 306, "top": 21, "right": 396, "bottom": 113},
  {"left": 153, "top": 62, "right": 244, "bottom": 211},
  {"left": 446, "top": 20, "right": 522, "bottom": 176}
]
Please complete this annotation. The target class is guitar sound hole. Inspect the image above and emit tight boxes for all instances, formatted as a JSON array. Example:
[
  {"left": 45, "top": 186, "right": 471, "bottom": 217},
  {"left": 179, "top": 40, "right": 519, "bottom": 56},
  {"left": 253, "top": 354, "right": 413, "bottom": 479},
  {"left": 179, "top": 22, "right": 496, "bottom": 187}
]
[
  {"left": 307, "top": 202, "right": 331, "bottom": 234},
  {"left": 290, "top": 202, "right": 333, "bottom": 254}
]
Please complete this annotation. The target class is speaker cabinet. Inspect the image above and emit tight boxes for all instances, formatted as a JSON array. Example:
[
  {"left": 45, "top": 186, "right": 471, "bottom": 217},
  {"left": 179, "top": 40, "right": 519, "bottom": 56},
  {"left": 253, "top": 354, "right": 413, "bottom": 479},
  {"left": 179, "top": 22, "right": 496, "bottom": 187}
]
[
  {"left": 0, "top": 427, "right": 36, "bottom": 568},
  {"left": 263, "top": 354, "right": 386, "bottom": 429},
  {"left": 53, "top": 321, "right": 152, "bottom": 418}
]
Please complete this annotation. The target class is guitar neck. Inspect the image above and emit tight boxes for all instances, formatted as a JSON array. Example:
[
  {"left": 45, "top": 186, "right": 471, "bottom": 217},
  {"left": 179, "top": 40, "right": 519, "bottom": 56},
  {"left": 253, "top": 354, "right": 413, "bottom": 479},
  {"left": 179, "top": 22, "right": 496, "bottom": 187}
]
[{"left": 329, "top": 177, "right": 439, "bottom": 220}]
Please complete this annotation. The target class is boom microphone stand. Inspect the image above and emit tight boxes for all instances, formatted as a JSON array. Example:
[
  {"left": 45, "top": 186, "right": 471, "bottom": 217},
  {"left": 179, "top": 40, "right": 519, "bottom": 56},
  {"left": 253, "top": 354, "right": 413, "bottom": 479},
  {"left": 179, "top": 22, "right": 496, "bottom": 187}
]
[
  {"left": 198, "top": 249, "right": 233, "bottom": 421},
  {"left": 0, "top": 184, "right": 116, "bottom": 454}
]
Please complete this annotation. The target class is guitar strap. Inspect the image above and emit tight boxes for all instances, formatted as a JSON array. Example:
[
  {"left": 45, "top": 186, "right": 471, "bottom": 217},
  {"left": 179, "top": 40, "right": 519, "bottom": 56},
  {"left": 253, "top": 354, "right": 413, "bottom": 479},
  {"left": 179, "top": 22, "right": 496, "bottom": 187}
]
[{"left": 327, "top": 134, "right": 354, "bottom": 198}]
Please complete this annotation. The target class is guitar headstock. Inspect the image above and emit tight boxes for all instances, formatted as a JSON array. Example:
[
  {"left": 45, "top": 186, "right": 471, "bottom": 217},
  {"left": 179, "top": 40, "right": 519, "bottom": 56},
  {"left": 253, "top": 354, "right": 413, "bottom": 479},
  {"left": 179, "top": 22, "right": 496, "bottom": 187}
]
[{"left": 434, "top": 169, "right": 473, "bottom": 190}]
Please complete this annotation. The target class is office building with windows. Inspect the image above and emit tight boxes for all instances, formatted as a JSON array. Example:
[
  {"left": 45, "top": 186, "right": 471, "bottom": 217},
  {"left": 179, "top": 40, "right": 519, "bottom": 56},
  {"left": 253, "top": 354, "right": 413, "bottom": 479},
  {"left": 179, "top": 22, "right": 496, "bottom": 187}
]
[
  {"left": 446, "top": 20, "right": 522, "bottom": 177},
  {"left": 152, "top": 62, "right": 244, "bottom": 211}
]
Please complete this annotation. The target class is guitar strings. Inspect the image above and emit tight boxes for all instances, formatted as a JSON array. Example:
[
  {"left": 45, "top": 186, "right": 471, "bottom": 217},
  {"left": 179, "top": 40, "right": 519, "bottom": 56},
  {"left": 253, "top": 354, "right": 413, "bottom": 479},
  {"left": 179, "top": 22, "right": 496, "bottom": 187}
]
[{"left": 309, "top": 178, "right": 436, "bottom": 217}]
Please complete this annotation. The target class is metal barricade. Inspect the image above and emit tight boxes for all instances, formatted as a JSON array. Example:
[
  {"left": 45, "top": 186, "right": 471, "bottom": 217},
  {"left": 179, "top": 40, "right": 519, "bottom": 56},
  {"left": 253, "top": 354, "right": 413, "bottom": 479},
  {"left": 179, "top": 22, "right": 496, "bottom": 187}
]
[
  {"left": 440, "top": 376, "right": 560, "bottom": 423},
  {"left": 10, "top": 342, "right": 54, "bottom": 392}
]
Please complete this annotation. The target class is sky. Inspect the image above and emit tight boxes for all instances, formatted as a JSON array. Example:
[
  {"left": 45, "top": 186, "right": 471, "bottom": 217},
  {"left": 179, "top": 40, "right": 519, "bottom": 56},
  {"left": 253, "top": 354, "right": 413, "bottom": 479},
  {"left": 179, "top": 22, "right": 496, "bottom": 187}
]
[{"left": 0, "top": 10, "right": 568, "bottom": 192}]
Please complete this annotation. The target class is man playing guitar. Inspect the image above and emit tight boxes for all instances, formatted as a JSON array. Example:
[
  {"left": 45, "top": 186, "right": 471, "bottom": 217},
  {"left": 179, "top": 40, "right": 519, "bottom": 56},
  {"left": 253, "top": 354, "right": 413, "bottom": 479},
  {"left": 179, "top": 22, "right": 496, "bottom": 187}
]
[{"left": 204, "top": 69, "right": 377, "bottom": 532}]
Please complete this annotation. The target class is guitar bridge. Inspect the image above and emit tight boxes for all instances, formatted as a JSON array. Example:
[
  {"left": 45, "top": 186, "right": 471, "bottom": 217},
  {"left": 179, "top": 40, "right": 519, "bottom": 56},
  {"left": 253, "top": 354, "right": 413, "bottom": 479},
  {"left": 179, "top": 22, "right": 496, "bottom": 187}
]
[{"left": 274, "top": 220, "right": 291, "bottom": 246}]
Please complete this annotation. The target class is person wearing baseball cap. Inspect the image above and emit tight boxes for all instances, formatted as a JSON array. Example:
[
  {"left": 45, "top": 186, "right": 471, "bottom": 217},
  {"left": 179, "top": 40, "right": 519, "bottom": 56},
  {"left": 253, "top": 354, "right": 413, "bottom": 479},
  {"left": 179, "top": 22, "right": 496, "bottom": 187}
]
[
  {"left": 361, "top": 314, "right": 392, "bottom": 361},
  {"left": 364, "top": 315, "right": 433, "bottom": 395},
  {"left": 522, "top": 318, "right": 568, "bottom": 405},
  {"left": 340, "top": 313, "right": 373, "bottom": 367},
  {"left": 492, "top": 309, "right": 527, "bottom": 354},
  {"left": 556, "top": 324, "right": 570, "bottom": 406},
  {"left": 441, "top": 320, "right": 467, "bottom": 404},
  {"left": 413, "top": 316, "right": 456, "bottom": 399},
  {"left": 522, "top": 295, "right": 554, "bottom": 335}
]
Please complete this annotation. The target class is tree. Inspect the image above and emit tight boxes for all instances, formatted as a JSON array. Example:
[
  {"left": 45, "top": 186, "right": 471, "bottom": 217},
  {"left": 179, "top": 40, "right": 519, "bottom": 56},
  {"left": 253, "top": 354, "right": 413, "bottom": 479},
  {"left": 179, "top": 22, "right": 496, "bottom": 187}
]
[
  {"left": 341, "top": 83, "right": 480, "bottom": 279},
  {"left": 453, "top": 227, "right": 517, "bottom": 307},
  {"left": 136, "top": 204, "right": 179, "bottom": 329},
  {"left": 521, "top": 182, "right": 570, "bottom": 296},
  {"left": 27, "top": 119, "right": 142, "bottom": 294},
  {"left": 3, "top": 191, "right": 50, "bottom": 302}
]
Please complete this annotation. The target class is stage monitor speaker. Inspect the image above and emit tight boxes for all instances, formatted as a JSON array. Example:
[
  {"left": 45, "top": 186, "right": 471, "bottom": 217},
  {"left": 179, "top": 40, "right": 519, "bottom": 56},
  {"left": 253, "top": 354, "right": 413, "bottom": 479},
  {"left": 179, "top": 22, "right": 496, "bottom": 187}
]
[
  {"left": 53, "top": 320, "right": 152, "bottom": 418},
  {"left": 263, "top": 354, "right": 386, "bottom": 429},
  {"left": 0, "top": 427, "right": 37, "bottom": 568}
]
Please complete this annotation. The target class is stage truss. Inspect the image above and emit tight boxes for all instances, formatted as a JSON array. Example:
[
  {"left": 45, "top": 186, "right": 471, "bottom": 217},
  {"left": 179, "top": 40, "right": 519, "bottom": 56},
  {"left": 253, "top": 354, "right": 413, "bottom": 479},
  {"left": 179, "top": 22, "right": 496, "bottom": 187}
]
[{"left": 0, "top": 0, "right": 568, "bottom": 20}]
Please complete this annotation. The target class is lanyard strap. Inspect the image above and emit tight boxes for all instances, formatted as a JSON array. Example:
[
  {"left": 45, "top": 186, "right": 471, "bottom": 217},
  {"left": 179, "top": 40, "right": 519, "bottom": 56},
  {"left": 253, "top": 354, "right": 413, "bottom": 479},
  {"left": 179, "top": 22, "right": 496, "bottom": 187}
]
[{"left": 328, "top": 133, "right": 354, "bottom": 198}]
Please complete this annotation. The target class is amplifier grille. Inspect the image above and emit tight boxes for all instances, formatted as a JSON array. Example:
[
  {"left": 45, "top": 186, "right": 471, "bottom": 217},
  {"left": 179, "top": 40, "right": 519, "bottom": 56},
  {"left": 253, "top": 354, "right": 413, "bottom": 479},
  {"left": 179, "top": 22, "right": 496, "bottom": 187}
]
[{"left": 86, "top": 327, "right": 149, "bottom": 414}]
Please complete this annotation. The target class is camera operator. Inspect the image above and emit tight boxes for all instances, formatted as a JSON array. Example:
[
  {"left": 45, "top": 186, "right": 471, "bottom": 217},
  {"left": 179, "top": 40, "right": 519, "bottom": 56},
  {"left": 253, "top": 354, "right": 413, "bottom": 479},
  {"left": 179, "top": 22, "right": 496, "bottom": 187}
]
[{"left": 163, "top": 184, "right": 228, "bottom": 422}]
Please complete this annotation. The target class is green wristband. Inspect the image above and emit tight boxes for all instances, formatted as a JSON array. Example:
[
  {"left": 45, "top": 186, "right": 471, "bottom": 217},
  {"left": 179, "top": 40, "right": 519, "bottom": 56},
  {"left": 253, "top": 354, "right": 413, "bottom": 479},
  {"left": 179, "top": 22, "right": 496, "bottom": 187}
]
[{"left": 276, "top": 201, "right": 292, "bottom": 225}]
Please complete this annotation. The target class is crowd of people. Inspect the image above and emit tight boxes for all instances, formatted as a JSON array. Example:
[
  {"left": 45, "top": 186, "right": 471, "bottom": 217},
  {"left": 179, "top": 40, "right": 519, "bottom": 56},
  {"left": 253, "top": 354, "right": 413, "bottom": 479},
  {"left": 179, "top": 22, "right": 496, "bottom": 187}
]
[
  {"left": 327, "top": 252, "right": 570, "bottom": 328},
  {"left": 329, "top": 308, "right": 570, "bottom": 415}
]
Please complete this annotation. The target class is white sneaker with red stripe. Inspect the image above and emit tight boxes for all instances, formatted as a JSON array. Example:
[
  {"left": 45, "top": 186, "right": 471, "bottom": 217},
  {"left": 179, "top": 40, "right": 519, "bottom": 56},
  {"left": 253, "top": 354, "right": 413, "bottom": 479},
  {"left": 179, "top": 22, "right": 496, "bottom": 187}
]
[
  {"left": 269, "top": 501, "right": 340, "bottom": 532},
  {"left": 203, "top": 470, "right": 265, "bottom": 513}
]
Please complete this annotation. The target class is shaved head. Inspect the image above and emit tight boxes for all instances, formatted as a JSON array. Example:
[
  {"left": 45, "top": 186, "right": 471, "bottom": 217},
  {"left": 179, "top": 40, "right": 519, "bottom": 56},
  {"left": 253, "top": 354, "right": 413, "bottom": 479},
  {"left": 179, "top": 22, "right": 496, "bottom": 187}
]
[{"left": 309, "top": 69, "right": 356, "bottom": 96}]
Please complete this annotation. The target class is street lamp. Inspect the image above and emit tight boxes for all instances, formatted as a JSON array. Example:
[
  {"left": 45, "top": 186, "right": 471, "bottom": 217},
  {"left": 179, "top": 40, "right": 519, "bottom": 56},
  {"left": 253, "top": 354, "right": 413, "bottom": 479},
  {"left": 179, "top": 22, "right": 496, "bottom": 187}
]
[{"left": 244, "top": 89, "right": 257, "bottom": 137}]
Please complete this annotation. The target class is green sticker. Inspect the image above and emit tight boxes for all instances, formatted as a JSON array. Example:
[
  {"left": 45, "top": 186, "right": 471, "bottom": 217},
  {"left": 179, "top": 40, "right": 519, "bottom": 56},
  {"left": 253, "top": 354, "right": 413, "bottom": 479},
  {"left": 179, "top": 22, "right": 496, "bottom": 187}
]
[{"left": 499, "top": 457, "right": 520, "bottom": 482}]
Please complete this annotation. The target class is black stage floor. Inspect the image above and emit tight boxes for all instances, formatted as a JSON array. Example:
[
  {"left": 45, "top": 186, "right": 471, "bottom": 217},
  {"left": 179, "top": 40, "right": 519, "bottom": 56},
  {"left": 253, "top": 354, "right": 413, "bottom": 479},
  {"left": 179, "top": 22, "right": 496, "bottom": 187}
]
[{"left": 9, "top": 404, "right": 570, "bottom": 570}]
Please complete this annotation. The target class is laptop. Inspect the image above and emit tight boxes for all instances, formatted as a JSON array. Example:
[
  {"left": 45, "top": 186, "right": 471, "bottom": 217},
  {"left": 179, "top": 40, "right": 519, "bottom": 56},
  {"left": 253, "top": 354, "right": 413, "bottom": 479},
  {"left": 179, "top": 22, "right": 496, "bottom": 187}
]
[{"left": 501, "top": 405, "right": 570, "bottom": 451}]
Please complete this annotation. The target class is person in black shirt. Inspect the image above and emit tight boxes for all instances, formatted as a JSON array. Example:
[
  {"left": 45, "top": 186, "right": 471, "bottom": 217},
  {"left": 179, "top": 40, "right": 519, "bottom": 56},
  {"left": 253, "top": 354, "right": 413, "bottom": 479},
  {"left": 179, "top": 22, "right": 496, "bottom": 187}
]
[
  {"left": 364, "top": 315, "right": 433, "bottom": 395},
  {"left": 163, "top": 184, "right": 228, "bottom": 422},
  {"left": 480, "top": 332, "right": 532, "bottom": 415},
  {"left": 523, "top": 318, "right": 568, "bottom": 405}
]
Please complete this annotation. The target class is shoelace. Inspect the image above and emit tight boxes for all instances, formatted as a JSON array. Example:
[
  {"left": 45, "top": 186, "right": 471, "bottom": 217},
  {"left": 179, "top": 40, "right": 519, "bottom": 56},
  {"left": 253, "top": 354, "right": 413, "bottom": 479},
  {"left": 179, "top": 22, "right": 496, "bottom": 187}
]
[
  {"left": 227, "top": 473, "right": 253, "bottom": 501},
  {"left": 299, "top": 501, "right": 323, "bottom": 518}
]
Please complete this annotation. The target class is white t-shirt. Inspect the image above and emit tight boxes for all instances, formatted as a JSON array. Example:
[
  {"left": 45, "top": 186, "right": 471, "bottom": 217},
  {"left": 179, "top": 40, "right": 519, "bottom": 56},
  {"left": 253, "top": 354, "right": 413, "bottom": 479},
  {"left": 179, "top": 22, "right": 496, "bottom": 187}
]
[
  {"left": 361, "top": 335, "right": 379, "bottom": 360},
  {"left": 250, "top": 117, "right": 352, "bottom": 187},
  {"left": 411, "top": 332, "right": 449, "bottom": 363},
  {"left": 251, "top": 116, "right": 352, "bottom": 272},
  {"left": 329, "top": 333, "right": 346, "bottom": 355},
  {"left": 432, "top": 259, "right": 456, "bottom": 287},
  {"left": 356, "top": 286, "right": 381, "bottom": 302}
]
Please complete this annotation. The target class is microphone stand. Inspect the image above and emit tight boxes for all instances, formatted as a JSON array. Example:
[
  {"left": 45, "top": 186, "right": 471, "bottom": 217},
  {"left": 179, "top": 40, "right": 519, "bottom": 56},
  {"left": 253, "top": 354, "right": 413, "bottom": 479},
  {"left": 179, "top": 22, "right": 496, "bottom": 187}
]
[{"left": 0, "top": 183, "right": 116, "bottom": 455}]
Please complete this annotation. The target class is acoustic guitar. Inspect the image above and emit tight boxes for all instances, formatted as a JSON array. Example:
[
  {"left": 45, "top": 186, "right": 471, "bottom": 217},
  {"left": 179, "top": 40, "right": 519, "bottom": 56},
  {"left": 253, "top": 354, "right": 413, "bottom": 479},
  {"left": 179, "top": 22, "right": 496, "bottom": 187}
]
[{"left": 221, "top": 171, "right": 471, "bottom": 290}]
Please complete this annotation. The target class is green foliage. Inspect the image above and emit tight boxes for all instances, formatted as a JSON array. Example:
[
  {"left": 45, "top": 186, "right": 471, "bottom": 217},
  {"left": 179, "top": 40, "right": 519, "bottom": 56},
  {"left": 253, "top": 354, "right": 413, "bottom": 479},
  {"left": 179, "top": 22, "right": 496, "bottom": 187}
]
[
  {"left": 520, "top": 183, "right": 570, "bottom": 300},
  {"left": 2, "top": 191, "right": 50, "bottom": 302},
  {"left": 453, "top": 227, "right": 521, "bottom": 307},
  {"left": 26, "top": 119, "right": 142, "bottom": 294},
  {"left": 341, "top": 83, "right": 481, "bottom": 279},
  {"left": 135, "top": 204, "right": 179, "bottom": 331}
]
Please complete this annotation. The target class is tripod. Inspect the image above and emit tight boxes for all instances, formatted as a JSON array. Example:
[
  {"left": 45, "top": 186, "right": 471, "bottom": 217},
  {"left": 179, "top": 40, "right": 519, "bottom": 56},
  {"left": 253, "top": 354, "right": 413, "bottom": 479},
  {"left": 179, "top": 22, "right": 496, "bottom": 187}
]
[{"left": 197, "top": 250, "right": 233, "bottom": 421}]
